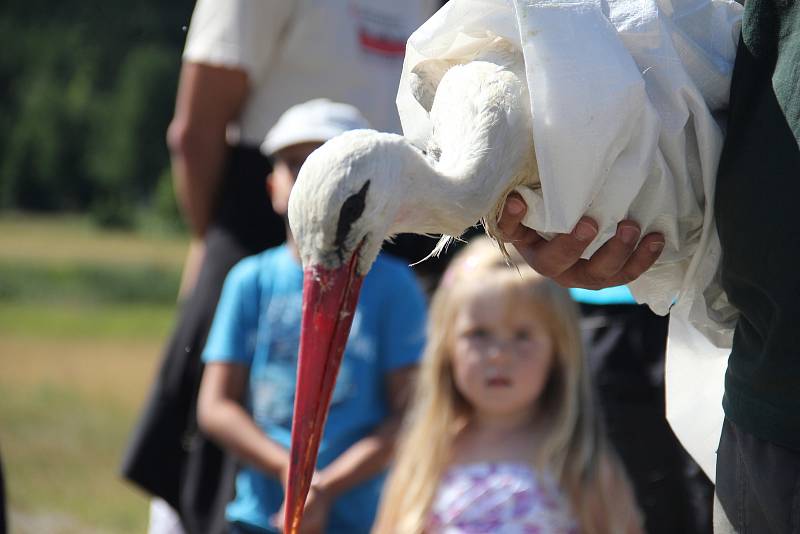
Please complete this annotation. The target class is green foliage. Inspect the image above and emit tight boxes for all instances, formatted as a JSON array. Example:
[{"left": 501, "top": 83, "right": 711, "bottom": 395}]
[
  {"left": 0, "top": 261, "right": 181, "bottom": 304},
  {"left": 88, "top": 44, "right": 179, "bottom": 202},
  {"left": 0, "top": 30, "right": 96, "bottom": 211},
  {"left": 0, "top": 1, "right": 194, "bottom": 225},
  {"left": 152, "top": 166, "right": 187, "bottom": 233},
  {"left": 89, "top": 193, "right": 138, "bottom": 230}
]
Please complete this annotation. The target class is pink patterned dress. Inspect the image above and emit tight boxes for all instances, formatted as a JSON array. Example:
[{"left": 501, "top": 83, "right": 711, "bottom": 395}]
[{"left": 426, "top": 462, "right": 579, "bottom": 534}]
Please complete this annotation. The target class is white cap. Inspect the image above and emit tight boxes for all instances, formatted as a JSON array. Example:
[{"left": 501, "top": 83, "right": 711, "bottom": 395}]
[{"left": 260, "top": 99, "right": 371, "bottom": 157}]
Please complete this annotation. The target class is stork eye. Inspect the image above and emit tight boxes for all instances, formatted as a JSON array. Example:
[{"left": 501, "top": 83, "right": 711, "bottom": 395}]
[{"left": 334, "top": 180, "right": 370, "bottom": 255}]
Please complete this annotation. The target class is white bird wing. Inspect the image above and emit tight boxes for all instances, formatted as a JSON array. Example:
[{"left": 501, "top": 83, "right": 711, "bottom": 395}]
[
  {"left": 409, "top": 59, "right": 461, "bottom": 113},
  {"left": 420, "top": 40, "right": 538, "bottom": 256}
]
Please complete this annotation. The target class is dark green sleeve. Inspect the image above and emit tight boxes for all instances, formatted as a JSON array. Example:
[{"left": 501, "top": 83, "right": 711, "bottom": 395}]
[{"left": 714, "top": 0, "right": 800, "bottom": 450}]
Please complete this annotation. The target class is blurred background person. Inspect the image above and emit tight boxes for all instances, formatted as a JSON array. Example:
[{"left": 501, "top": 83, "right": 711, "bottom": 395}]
[
  {"left": 375, "top": 238, "right": 642, "bottom": 534},
  {"left": 120, "top": 1, "right": 442, "bottom": 533},
  {"left": 198, "top": 98, "right": 427, "bottom": 534}
]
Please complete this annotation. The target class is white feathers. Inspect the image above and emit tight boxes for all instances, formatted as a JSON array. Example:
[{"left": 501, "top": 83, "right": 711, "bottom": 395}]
[{"left": 288, "top": 37, "right": 538, "bottom": 274}]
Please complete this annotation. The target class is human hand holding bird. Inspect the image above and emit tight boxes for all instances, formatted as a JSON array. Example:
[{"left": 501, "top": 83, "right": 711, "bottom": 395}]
[{"left": 497, "top": 192, "right": 664, "bottom": 290}]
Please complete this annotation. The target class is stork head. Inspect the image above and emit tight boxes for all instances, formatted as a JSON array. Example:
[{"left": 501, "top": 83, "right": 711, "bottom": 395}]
[
  {"left": 283, "top": 128, "right": 416, "bottom": 533},
  {"left": 288, "top": 129, "right": 413, "bottom": 275}
]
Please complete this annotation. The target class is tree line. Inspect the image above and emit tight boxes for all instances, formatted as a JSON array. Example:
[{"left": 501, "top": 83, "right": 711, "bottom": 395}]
[{"left": 1, "top": 0, "right": 196, "bottom": 228}]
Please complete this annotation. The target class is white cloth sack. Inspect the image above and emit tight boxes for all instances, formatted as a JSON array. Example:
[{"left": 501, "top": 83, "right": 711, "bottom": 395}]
[{"left": 397, "top": 0, "right": 743, "bottom": 480}]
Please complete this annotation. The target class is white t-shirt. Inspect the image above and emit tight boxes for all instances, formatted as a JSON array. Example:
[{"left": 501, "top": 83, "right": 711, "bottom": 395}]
[{"left": 183, "top": 0, "right": 440, "bottom": 145}]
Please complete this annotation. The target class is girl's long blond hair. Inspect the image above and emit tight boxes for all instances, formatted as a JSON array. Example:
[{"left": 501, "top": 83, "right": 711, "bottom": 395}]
[{"left": 374, "top": 238, "right": 640, "bottom": 534}]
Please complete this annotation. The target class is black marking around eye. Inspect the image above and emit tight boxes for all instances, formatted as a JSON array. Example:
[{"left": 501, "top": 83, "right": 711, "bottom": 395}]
[{"left": 334, "top": 180, "right": 370, "bottom": 257}]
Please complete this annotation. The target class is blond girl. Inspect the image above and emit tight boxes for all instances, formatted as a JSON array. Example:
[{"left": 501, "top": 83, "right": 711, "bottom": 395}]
[{"left": 374, "top": 238, "right": 642, "bottom": 534}]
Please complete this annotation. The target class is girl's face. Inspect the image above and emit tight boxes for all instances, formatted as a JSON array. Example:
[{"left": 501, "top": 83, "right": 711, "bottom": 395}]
[{"left": 450, "top": 283, "right": 555, "bottom": 423}]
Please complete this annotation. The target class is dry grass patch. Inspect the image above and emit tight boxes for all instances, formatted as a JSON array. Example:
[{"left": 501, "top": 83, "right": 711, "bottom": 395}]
[
  {"left": 0, "top": 336, "right": 163, "bottom": 407},
  {"left": 0, "top": 213, "right": 187, "bottom": 269},
  {"left": 0, "top": 334, "right": 163, "bottom": 533}
]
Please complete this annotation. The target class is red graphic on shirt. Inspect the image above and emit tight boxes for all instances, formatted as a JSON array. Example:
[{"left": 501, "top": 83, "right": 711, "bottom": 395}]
[{"left": 358, "top": 29, "right": 405, "bottom": 56}]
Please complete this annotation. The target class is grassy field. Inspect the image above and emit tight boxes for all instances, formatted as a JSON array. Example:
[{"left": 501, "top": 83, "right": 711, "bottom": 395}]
[{"left": 0, "top": 213, "right": 188, "bottom": 534}]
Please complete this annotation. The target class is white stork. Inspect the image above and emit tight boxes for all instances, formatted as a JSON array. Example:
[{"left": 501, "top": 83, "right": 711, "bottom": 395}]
[{"left": 281, "top": 38, "right": 541, "bottom": 533}]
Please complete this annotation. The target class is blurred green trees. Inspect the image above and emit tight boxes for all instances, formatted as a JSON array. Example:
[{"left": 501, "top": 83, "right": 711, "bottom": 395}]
[{"left": 0, "top": 0, "right": 195, "bottom": 228}]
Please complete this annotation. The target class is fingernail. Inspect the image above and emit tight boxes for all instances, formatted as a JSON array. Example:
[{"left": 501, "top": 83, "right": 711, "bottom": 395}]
[
  {"left": 574, "top": 221, "right": 597, "bottom": 242},
  {"left": 649, "top": 241, "right": 665, "bottom": 253},
  {"left": 506, "top": 197, "right": 524, "bottom": 215},
  {"left": 618, "top": 225, "right": 639, "bottom": 245}
]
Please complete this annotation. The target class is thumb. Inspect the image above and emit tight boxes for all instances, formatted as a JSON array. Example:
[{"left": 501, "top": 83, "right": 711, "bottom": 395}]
[{"left": 497, "top": 192, "right": 528, "bottom": 241}]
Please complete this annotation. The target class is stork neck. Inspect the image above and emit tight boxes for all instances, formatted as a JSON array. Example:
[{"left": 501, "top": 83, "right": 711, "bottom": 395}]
[{"left": 390, "top": 149, "right": 497, "bottom": 238}]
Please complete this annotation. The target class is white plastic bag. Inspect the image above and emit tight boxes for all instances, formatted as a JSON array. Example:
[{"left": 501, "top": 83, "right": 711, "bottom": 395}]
[
  {"left": 397, "top": 0, "right": 743, "bottom": 480},
  {"left": 398, "top": 0, "right": 742, "bottom": 344},
  {"left": 665, "top": 305, "right": 728, "bottom": 480}
]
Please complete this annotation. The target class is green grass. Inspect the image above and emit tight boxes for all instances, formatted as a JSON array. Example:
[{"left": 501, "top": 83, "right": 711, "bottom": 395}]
[
  {"left": 0, "top": 213, "right": 188, "bottom": 533},
  {"left": 0, "top": 382, "right": 145, "bottom": 533},
  {"left": 0, "top": 301, "right": 176, "bottom": 339},
  {"left": 0, "top": 262, "right": 181, "bottom": 304}
]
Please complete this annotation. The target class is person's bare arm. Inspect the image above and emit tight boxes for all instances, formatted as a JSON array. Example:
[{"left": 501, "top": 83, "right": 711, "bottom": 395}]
[
  {"left": 497, "top": 192, "right": 664, "bottom": 289},
  {"left": 166, "top": 63, "right": 249, "bottom": 297},
  {"left": 197, "top": 362, "right": 290, "bottom": 480},
  {"left": 167, "top": 62, "right": 249, "bottom": 238}
]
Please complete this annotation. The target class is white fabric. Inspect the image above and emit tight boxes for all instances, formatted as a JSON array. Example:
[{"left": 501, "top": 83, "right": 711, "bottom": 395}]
[
  {"left": 665, "top": 310, "right": 727, "bottom": 479},
  {"left": 184, "top": 0, "right": 441, "bottom": 144},
  {"left": 713, "top": 492, "right": 738, "bottom": 534},
  {"left": 261, "top": 99, "right": 371, "bottom": 156},
  {"left": 148, "top": 498, "right": 186, "bottom": 534},
  {"left": 396, "top": 0, "right": 743, "bottom": 481}
]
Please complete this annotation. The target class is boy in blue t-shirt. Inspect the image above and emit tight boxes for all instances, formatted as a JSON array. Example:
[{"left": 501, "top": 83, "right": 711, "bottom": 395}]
[{"left": 197, "top": 99, "right": 427, "bottom": 534}]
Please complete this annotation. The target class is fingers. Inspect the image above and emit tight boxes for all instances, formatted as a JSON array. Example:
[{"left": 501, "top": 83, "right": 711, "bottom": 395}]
[
  {"left": 497, "top": 193, "right": 529, "bottom": 242},
  {"left": 554, "top": 227, "right": 665, "bottom": 289},
  {"left": 617, "top": 231, "right": 664, "bottom": 283},
  {"left": 498, "top": 193, "right": 545, "bottom": 264},
  {"left": 578, "top": 221, "right": 641, "bottom": 282},
  {"left": 497, "top": 194, "right": 664, "bottom": 289},
  {"left": 525, "top": 217, "right": 598, "bottom": 278}
]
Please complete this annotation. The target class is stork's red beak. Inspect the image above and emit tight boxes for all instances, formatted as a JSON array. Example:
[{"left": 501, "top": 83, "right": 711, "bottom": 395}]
[{"left": 284, "top": 250, "right": 364, "bottom": 534}]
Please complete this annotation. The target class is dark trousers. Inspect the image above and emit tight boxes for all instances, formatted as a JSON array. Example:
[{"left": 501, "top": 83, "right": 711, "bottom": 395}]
[
  {"left": 579, "top": 303, "right": 714, "bottom": 534},
  {"left": 716, "top": 418, "right": 800, "bottom": 533}
]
